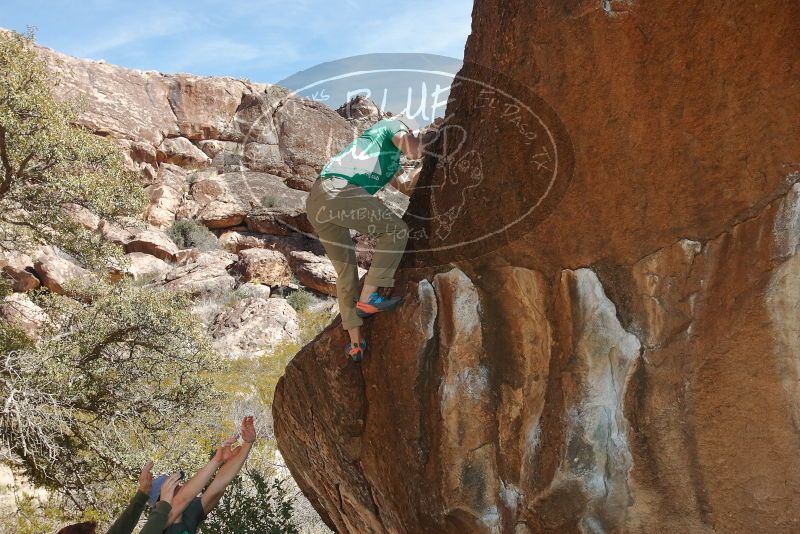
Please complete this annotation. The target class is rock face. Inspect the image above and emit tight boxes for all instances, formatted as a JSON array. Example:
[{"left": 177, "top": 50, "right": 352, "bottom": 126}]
[
  {"left": 33, "top": 247, "right": 91, "bottom": 295},
  {"left": 273, "top": 2, "right": 800, "bottom": 533},
  {"left": 122, "top": 252, "right": 171, "bottom": 282},
  {"left": 156, "top": 136, "right": 211, "bottom": 169},
  {"left": 167, "top": 75, "right": 247, "bottom": 141},
  {"left": 162, "top": 251, "right": 237, "bottom": 297},
  {"left": 246, "top": 206, "right": 312, "bottom": 236},
  {"left": 288, "top": 250, "right": 366, "bottom": 297},
  {"left": 37, "top": 41, "right": 355, "bottom": 234},
  {"left": 235, "top": 248, "right": 292, "bottom": 285},
  {"left": 210, "top": 297, "right": 300, "bottom": 358},
  {"left": 124, "top": 229, "right": 180, "bottom": 262},
  {"left": 0, "top": 293, "right": 48, "bottom": 337},
  {"left": 336, "top": 95, "right": 387, "bottom": 133},
  {"left": 0, "top": 252, "right": 40, "bottom": 292}
]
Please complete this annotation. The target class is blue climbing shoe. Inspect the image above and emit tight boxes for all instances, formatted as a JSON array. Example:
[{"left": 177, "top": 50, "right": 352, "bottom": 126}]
[
  {"left": 345, "top": 338, "right": 367, "bottom": 362},
  {"left": 355, "top": 292, "right": 403, "bottom": 318}
]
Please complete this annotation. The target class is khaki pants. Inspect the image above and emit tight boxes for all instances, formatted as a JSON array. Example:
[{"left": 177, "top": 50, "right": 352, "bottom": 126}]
[{"left": 306, "top": 177, "right": 409, "bottom": 329}]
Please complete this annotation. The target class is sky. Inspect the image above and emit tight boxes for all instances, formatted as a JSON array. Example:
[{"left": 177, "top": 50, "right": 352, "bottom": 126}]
[{"left": 0, "top": 0, "right": 474, "bottom": 84}]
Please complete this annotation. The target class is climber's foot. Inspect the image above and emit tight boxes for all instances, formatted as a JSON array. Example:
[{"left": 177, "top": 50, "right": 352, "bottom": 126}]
[
  {"left": 345, "top": 338, "right": 367, "bottom": 362},
  {"left": 355, "top": 292, "right": 403, "bottom": 318}
]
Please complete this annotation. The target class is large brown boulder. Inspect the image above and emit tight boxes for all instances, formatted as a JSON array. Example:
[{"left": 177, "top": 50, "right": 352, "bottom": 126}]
[
  {"left": 98, "top": 219, "right": 136, "bottom": 246},
  {"left": 189, "top": 172, "right": 307, "bottom": 230},
  {"left": 156, "top": 163, "right": 191, "bottom": 191},
  {"left": 243, "top": 142, "right": 283, "bottom": 173},
  {"left": 0, "top": 293, "right": 49, "bottom": 337},
  {"left": 229, "top": 87, "right": 352, "bottom": 184},
  {"left": 287, "top": 250, "right": 366, "bottom": 297},
  {"left": 227, "top": 88, "right": 282, "bottom": 145},
  {"left": 156, "top": 137, "right": 211, "bottom": 169},
  {"left": 62, "top": 203, "right": 101, "bottom": 231},
  {"left": 144, "top": 184, "right": 182, "bottom": 227},
  {"left": 201, "top": 171, "right": 311, "bottom": 236},
  {"left": 273, "top": 97, "right": 353, "bottom": 182},
  {"left": 196, "top": 200, "right": 247, "bottom": 229},
  {"left": 122, "top": 252, "right": 171, "bottom": 282},
  {"left": 336, "top": 95, "right": 382, "bottom": 122},
  {"left": 217, "top": 231, "right": 342, "bottom": 293},
  {"left": 273, "top": 2, "right": 800, "bottom": 533},
  {"left": 190, "top": 176, "right": 226, "bottom": 205},
  {"left": 336, "top": 95, "right": 386, "bottom": 133},
  {"left": 245, "top": 206, "right": 312, "bottom": 236},
  {"left": 223, "top": 171, "right": 308, "bottom": 212},
  {"left": 217, "top": 230, "right": 325, "bottom": 257}
]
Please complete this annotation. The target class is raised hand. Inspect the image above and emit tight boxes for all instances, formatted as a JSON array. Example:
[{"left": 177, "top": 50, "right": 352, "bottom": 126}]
[
  {"left": 212, "top": 435, "right": 239, "bottom": 464},
  {"left": 240, "top": 416, "right": 257, "bottom": 444},
  {"left": 200, "top": 417, "right": 258, "bottom": 515},
  {"left": 221, "top": 439, "right": 237, "bottom": 463},
  {"left": 160, "top": 473, "right": 181, "bottom": 505},
  {"left": 138, "top": 459, "right": 154, "bottom": 494}
]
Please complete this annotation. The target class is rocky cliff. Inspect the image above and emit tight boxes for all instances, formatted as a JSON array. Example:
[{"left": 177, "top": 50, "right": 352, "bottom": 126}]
[
  {"left": 272, "top": 1, "right": 800, "bottom": 533},
  {"left": 0, "top": 40, "right": 399, "bottom": 360}
]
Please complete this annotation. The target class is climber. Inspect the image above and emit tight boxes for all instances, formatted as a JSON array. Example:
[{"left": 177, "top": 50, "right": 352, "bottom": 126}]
[
  {"left": 306, "top": 113, "right": 432, "bottom": 362},
  {"left": 106, "top": 416, "right": 257, "bottom": 534}
]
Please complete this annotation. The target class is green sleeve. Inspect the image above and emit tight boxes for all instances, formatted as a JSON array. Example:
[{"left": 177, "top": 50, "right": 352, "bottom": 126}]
[
  {"left": 182, "top": 497, "right": 206, "bottom": 532},
  {"left": 106, "top": 491, "right": 148, "bottom": 534},
  {"left": 139, "top": 501, "right": 172, "bottom": 534}
]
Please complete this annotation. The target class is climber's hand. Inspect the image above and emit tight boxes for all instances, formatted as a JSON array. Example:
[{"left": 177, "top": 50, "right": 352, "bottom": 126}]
[
  {"left": 160, "top": 473, "right": 181, "bottom": 505},
  {"left": 212, "top": 435, "right": 239, "bottom": 464},
  {"left": 393, "top": 130, "right": 423, "bottom": 159},
  {"left": 240, "top": 415, "right": 257, "bottom": 444},
  {"left": 138, "top": 459, "right": 154, "bottom": 494},
  {"left": 390, "top": 165, "right": 422, "bottom": 196}
]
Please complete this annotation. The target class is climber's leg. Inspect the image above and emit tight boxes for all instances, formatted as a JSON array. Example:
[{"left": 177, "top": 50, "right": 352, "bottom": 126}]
[
  {"left": 307, "top": 178, "right": 408, "bottom": 327},
  {"left": 359, "top": 283, "right": 378, "bottom": 302},
  {"left": 330, "top": 185, "right": 408, "bottom": 317},
  {"left": 306, "top": 179, "right": 364, "bottom": 338}
]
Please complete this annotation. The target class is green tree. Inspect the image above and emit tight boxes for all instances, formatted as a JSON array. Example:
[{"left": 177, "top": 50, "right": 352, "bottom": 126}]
[
  {"left": 200, "top": 469, "right": 299, "bottom": 534},
  {"left": 1, "top": 281, "right": 221, "bottom": 507},
  {"left": 0, "top": 29, "right": 144, "bottom": 267}
]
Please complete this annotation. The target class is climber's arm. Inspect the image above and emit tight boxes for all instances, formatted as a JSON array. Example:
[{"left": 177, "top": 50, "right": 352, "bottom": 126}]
[
  {"left": 392, "top": 130, "right": 423, "bottom": 159},
  {"left": 106, "top": 460, "right": 152, "bottom": 534},
  {"left": 389, "top": 165, "right": 422, "bottom": 196},
  {"left": 201, "top": 416, "right": 257, "bottom": 515},
  {"left": 139, "top": 473, "right": 180, "bottom": 534},
  {"left": 166, "top": 437, "right": 234, "bottom": 524}
]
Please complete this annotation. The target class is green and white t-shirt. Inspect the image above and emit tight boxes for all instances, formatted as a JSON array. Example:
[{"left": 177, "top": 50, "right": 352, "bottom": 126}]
[{"left": 319, "top": 118, "right": 408, "bottom": 195}]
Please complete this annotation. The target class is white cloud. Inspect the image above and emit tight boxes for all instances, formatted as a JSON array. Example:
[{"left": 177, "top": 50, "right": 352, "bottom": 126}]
[
  {"left": 156, "top": 36, "right": 296, "bottom": 74},
  {"left": 72, "top": 10, "right": 190, "bottom": 58}
]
